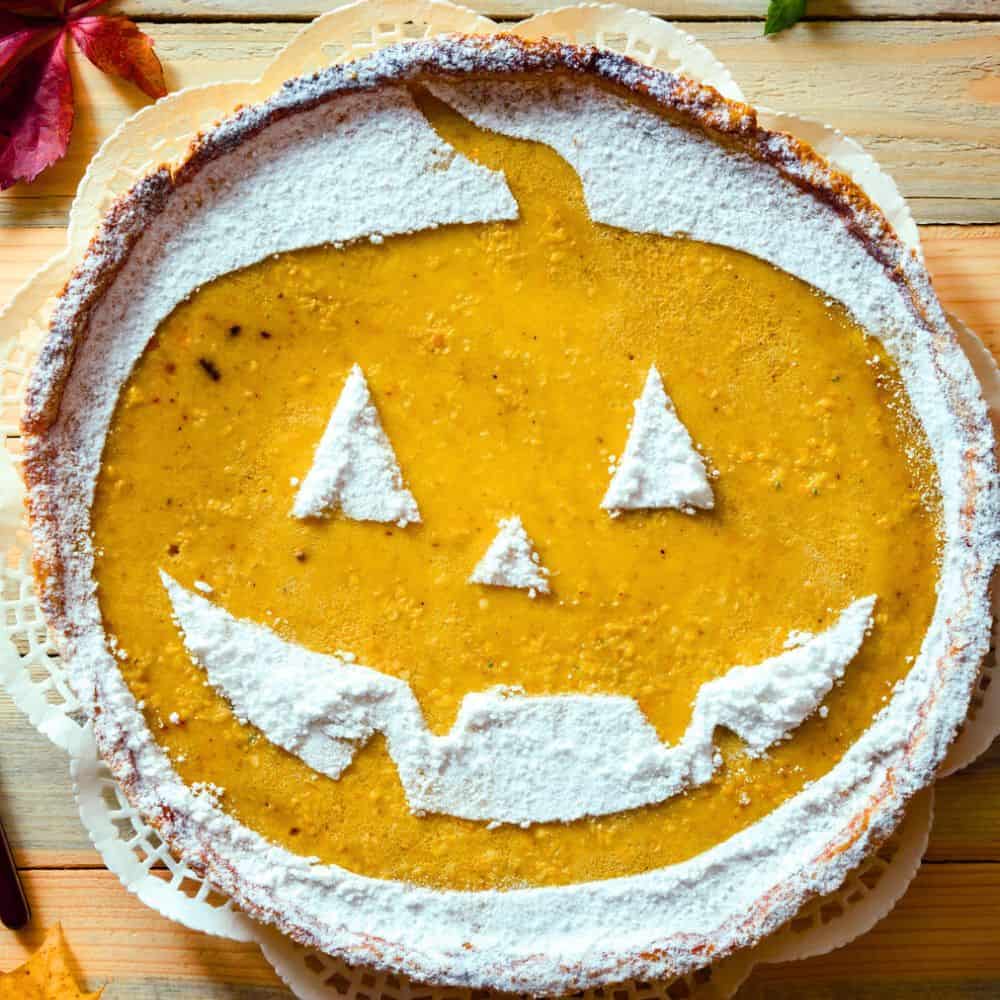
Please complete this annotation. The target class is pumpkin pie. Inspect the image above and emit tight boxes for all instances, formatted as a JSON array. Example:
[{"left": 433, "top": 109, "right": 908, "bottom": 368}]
[{"left": 21, "top": 35, "right": 998, "bottom": 993}]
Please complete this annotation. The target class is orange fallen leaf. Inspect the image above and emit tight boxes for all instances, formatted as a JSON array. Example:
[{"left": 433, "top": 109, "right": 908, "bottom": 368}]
[
  {"left": 68, "top": 15, "right": 165, "bottom": 102},
  {"left": 0, "top": 924, "right": 103, "bottom": 999}
]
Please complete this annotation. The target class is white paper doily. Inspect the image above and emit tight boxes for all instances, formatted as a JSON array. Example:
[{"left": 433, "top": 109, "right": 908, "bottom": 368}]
[{"left": 0, "top": 3, "right": 996, "bottom": 998}]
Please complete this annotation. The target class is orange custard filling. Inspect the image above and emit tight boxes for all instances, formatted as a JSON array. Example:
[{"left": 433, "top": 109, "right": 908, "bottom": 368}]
[{"left": 91, "top": 95, "right": 940, "bottom": 890}]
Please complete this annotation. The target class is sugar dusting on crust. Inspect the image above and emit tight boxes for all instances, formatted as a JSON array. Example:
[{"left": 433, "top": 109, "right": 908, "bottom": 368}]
[
  {"left": 19, "top": 34, "right": 1000, "bottom": 994},
  {"left": 293, "top": 364, "right": 420, "bottom": 526}
]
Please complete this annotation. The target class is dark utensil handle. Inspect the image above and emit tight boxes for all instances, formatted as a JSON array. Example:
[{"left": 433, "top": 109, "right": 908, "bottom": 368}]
[{"left": 0, "top": 816, "right": 28, "bottom": 929}]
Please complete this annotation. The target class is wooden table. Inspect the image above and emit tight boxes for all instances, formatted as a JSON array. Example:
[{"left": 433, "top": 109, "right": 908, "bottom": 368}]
[{"left": 1, "top": 2, "right": 998, "bottom": 996}]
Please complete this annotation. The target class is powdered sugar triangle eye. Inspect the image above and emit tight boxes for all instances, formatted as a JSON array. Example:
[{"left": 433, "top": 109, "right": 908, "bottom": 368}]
[
  {"left": 292, "top": 364, "right": 420, "bottom": 526},
  {"left": 602, "top": 365, "right": 714, "bottom": 515},
  {"left": 469, "top": 516, "right": 550, "bottom": 596}
]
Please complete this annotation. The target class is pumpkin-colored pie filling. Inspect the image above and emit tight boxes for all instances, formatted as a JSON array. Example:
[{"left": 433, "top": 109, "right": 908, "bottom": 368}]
[{"left": 90, "top": 93, "right": 940, "bottom": 891}]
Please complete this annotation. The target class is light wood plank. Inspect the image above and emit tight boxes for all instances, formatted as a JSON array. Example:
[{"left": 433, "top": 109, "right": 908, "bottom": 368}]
[
  {"left": 0, "top": 21, "right": 998, "bottom": 226},
  {"left": 0, "top": 695, "right": 99, "bottom": 867},
  {"left": 742, "top": 864, "right": 1000, "bottom": 994},
  {"left": 0, "top": 870, "right": 282, "bottom": 994},
  {"left": 100, "top": 0, "right": 1000, "bottom": 20},
  {"left": 0, "top": 229, "right": 64, "bottom": 307},
  {"left": 696, "top": 21, "right": 1000, "bottom": 224},
  {"left": 930, "top": 740, "right": 1000, "bottom": 863},
  {"left": 921, "top": 224, "right": 1000, "bottom": 350},
  {"left": 0, "top": 864, "right": 997, "bottom": 997}
]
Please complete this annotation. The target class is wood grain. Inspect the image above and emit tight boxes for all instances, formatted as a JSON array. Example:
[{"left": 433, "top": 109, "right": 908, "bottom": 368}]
[
  {"left": 1, "top": 21, "right": 998, "bottom": 226},
  {"left": 0, "top": 871, "right": 281, "bottom": 994},
  {"left": 921, "top": 225, "right": 1000, "bottom": 346},
  {"left": 101, "top": 0, "right": 1000, "bottom": 20},
  {"left": 744, "top": 864, "right": 1000, "bottom": 994},
  {"left": 698, "top": 22, "right": 1000, "bottom": 224},
  {"left": 0, "top": 864, "right": 997, "bottom": 997},
  {"left": 0, "top": 230, "right": 64, "bottom": 307},
  {"left": 0, "top": 696, "right": 96, "bottom": 868},
  {"left": 930, "top": 741, "right": 1000, "bottom": 863}
]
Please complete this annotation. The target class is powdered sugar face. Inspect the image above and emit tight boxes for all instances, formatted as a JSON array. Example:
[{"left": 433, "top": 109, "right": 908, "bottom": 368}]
[
  {"left": 603, "top": 365, "right": 714, "bottom": 514},
  {"left": 293, "top": 364, "right": 420, "bottom": 526},
  {"left": 22, "top": 37, "right": 999, "bottom": 994},
  {"left": 164, "top": 573, "right": 874, "bottom": 824},
  {"left": 469, "top": 515, "right": 550, "bottom": 595}
]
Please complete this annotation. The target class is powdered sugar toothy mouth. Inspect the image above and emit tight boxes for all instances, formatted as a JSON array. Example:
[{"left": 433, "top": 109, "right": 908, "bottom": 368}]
[{"left": 163, "top": 571, "right": 876, "bottom": 825}]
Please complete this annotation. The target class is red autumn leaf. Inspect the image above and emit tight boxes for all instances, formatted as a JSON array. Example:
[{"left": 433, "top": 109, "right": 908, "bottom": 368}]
[
  {"left": 0, "top": 32, "right": 72, "bottom": 190},
  {"left": 0, "top": 0, "right": 167, "bottom": 190},
  {"left": 3, "top": 3, "right": 66, "bottom": 17},
  {"left": 69, "top": 16, "right": 166, "bottom": 99},
  {"left": 0, "top": 17, "right": 59, "bottom": 97}
]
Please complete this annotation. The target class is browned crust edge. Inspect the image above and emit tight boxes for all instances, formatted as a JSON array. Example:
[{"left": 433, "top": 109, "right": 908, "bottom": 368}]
[{"left": 17, "top": 33, "right": 999, "bottom": 993}]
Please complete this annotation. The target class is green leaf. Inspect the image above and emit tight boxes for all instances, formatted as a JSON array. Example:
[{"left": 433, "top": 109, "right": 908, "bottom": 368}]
[{"left": 764, "top": 0, "right": 807, "bottom": 35}]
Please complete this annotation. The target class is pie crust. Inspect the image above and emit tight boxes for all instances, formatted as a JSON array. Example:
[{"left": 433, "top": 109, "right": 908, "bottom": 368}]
[{"left": 21, "top": 35, "right": 999, "bottom": 992}]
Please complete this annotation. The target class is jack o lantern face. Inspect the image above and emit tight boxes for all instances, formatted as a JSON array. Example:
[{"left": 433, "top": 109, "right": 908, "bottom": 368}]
[{"left": 92, "top": 89, "right": 941, "bottom": 890}]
